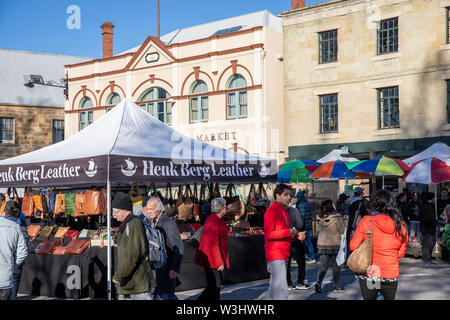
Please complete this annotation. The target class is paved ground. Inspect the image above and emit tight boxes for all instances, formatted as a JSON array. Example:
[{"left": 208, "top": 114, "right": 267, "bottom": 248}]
[{"left": 17, "top": 256, "right": 450, "bottom": 300}]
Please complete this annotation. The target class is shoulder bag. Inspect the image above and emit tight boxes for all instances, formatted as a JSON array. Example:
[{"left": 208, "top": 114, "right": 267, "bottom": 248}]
[
  {"left": 164, "top": 183, "right": 176, "bottom": 217},
  {"left": 27, "top": 224, "right": 42, "bottom": 238},
  {"left": 37, "top": 239, "right": 61, "bottom": 255},
  {"left": 192, "top": 183, "right": 201, "bottom": 218},
  {"left": 177, "top": 185, "right": 193, "bottom": 221},
  {"left": 200, "top": 183, "right": 211, "bottom": 216},
  {"left": 347, "top": 219, "right": 373, "bottom": 274},
  {"left": 224, "top": 184, "right": 242, "bottom": 216},
  {"left": 65, "top": 239, "right": 90, "bottom": 255},
  {"left": 22, "top": 188, "right": 34, "bottom": 217},
  {"left": 84, "top": 189, "right": 101, "bottom": 215},
  {"left": 64, "top": 193, "right": 76, "bottom": 216},
  {"left": 54, "top": 193, "right": 65, "bottom": 215},
  {"left": 72, "top": 193, "right": 86, "bottom": 217}
]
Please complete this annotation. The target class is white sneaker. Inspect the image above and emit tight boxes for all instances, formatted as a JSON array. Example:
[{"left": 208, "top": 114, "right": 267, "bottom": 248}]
[
  {"left": 295, "top": 284, "right": 311, "bottom": 290},
  {"left": 288, "top": 285, "right": 296, "bottom": 291}
]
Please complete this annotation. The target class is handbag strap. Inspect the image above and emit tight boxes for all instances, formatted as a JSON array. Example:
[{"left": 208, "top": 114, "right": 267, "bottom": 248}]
[
  {"left": 193, "top": 183, "right": 198, "bottom": 198},
  {"left": 366, "top": 219, "right": 373, "bottom": 236},
  {"left": 165, "top": 183, "right": 173, "bottom": 200},
  {"left": 199, "top": 184, "right": 206, "bottom": 201}
]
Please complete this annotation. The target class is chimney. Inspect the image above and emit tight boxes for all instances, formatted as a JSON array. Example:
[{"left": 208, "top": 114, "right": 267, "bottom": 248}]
[
  {"left": 101, "top": 22, "right": 115, "bottom": 59},
  {"left": 291, "top": 0, "right": 305, "bottom": 10}
]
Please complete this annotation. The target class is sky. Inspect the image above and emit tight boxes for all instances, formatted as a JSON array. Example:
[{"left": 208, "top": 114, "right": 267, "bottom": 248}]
[{"left": 0, "top": 0, "right": 327, "bottom": 58}]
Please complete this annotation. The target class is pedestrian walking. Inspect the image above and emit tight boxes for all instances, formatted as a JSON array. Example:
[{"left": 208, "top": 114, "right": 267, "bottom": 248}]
[
  {"left": 140, "top": 197, "right": 184, "bottom": 300},
  {"left": 296, "top": 189, "right": 316, "bottom": 263},
  {"left": 407, "top": 191, "right": 421, "bottom": 240},
  {"left": 112, "top": 192, "right": 154, "bottom": 300},
  {"left": 3, "top": 195, "right": 29, "bottom": 300},
  {"left": 264, "top": 184, "right": 302, "bottom": 300},
  {"left": 286, "top": 197, "right": 308, "bottom": 290},
  {"left": 314, "top": 199, "right": 348, "bottom": 294},
  {"left": 419, "top": 192, "right": 437, "bottom": 265},
  {"left": 0, "top": 201, "right": 28, "bottom": 300},
  {"left": 195, "top": 198, "right": 229, "bottom": 301},
  {"left": 350, "top": 189, "right": 408, "bottom": 300}
]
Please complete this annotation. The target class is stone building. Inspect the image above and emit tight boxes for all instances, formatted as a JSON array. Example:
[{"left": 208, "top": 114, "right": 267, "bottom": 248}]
[
  {"left": 0, "top": 49, "right": 91, "bottom": 160},
  {"left": 281, "top": 0, "right": 450, "bottom": 162},
  {"left": 64, "top": 10, "right": 285, "bottom": 163}
]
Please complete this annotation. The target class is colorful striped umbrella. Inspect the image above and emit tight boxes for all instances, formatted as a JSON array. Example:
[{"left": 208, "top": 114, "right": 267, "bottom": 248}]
[
  {"left": 278, "top": 160, "right": 320, "bottom": 183},
  {"left": 307, "top": 160, "right": 356, "bottom": 179},
  {"left": 403, "top": 157, "right": 450, "bottom": 184},
  {"left": 351, "top": 156, "right": 408, "bottom": 176}
]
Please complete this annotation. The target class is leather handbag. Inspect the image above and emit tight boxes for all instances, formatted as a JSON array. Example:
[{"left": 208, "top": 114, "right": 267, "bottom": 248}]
[
  {"left": 224, "top": 184, "right": 242, "bottom": 216},
  {"left": 54, "top": 193, "right": 65, "bottom": 214},
  {"left": 65, "top": 230, "right": 79, "bottom": 239},
  {"left": 347, "top": 220, "right": 374, "bottom": 274},
  {"left": 37, "top": 240, "right": 61, "bottom": 255},
  {"left": 254, "top": 183, "right": 271, "bottom": 209},
  {"left": 65, "top": 239, "right": 90, "bottom": 255},
  {"left": 245, "top": 184, "right": 256, "bottom": 215},
  {"left": 84, "top": 190, "right": 101, "bottom": 215},
  {"left": 47, "top": 191, "right": 57, "bottom": 214},
  {"left": 28, "top": 239, "right": 45, "bottom": 254},
  {"left": 54, "top": 226, "right": 70, "bottom": 238},
  {"left": 27, "top": 224, "right": 42, "bottom": 238},
  {"left": 22, "top": 188, "right": 34, "bottom": 217},
  {"left": 33, "top": 194, "right": 45, "bottom": 213},
  {"left": 177, "top": 185, "right": 193, "bottom": 221},
  {"left": 52, "top": 246, "right": 67, "bottom": 255},
  {"left": 39, "top": 225, "right": 57, "bottom": 238},
  {"left": 64, "top": 193, "right": 76, "bottom": 216},
  {"left": 163, "top": 184, "right": 176, "bottom": 217},
  {"left": 72, "top": 193, "right": 86, "bottom": 217},
  {"left": 99, "top": 188, "right": 107, "bottom": 216},
  {"left": 200, "top": 184, "right": 211, "bottom": 216}
]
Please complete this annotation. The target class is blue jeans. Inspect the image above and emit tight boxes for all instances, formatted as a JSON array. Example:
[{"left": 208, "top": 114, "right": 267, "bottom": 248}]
[
  {"left": 155, "top": 292, "right": 178, "bottom": 300},
  {"left": 409, "top": 221, "right": 421, "bottom": 238},
  {"left": 304, "top": 231, "right": 315, "bottom": 260}
]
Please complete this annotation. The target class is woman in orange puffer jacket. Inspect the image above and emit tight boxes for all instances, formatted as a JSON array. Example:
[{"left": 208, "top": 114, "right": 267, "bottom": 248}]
[{"left": 350, "top": 189, "right": 408, "bottom": 300}]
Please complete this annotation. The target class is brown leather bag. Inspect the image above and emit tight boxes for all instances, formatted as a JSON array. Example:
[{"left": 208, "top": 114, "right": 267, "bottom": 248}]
[
  {"left": 224, "top": 184, "right": 242, "bottom": 216},
  {"left": 164, "top": 184, "right": 176, "bottom": 217},
  {"left": 33, "top": 194, "right": 45, "bottom": 213},
  {"left": 54, "top": 193, "right": 65, "bottom": 214},
  {"left": 52, "top": 246, "right": 67, "bottom": 255},
  {"left": 99, "top": 188, "right": 107, "bottom": 216},
  {"left": 72, "top": 193, "right": 86, "bottom": 217},
  {"left": 65, "top": 239, "right": 90, "bottom": 255},
  {"left": 37, "top": 240, "right": 61, "bottom": 255},
  {"left": 22, "top": 188, "right": 34, "bottom": 217},
  {"left": 347, "top": 220, "right": 374, "bottom": 274},
  {"left": 27, "top": 225, "right": 42, "bottom": 238},
  {"left": 39, "top": 226, "right": 57, "bottom": 238},
  {"left": 177, "top": 185, "right": 193, "bottom": 221},
  {"left": 54, "top": 227, "right": 70, "bottom": 238},
  {"left": 84, "top": 190, "right": 101, "bottom": 215}
]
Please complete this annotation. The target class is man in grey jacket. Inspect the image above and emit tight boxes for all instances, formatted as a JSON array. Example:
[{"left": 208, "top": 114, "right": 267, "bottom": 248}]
[
  {"left": 139, "top": 196, "right": 184, "bottom": 300},
  {"left": 0, "top": 201, "right": 28, "bottom": 300}
]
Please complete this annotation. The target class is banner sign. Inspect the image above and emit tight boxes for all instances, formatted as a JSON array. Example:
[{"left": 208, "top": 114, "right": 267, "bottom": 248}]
[
  {"left": 109, "top": 156, "right": 278, "bottom": 184},
  {"left": 0, "top": 156, "right": 108, "bottom": 187}
]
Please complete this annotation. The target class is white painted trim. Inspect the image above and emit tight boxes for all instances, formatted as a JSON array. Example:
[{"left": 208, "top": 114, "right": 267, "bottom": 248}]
[
  {"left": 373, "top": 128, "right": 403, "bottom": 136},
  {"left": 314, "top": 87, "right": 342, "bottom": 95},
  {"left": 371, "top": 52, "right": 402, "bottom": 62},
  {"left": 369, "top": 79, "right": 402, "bottom": 89},
  {"left": 314, "top": 62, "right": 341, "bottom": 70}
]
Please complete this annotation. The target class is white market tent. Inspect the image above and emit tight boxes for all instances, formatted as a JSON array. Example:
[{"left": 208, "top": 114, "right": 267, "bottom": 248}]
[
  {"left": 316, "top": 149, "right": 359, "bottom": 163},
  {"left": 0, "top": 98, "right": 277, "bottom": 299},
  {"left": 403, "top": 142, "right": 450, "bottom": 166}
]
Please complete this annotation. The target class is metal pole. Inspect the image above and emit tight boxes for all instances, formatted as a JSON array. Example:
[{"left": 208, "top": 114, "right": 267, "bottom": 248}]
[
  {"left": 382, "top": 174, "right": 385, "bottom": 189},
  {"left": 107, "top": 180, "right": 112, "bottom": 300}
]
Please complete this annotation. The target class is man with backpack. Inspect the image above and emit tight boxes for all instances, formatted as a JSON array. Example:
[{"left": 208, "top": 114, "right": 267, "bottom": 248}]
[
  {"left": 140, "top": 196, "right": 184, "bottom": 300},
  {"left": 111, "top": 193, "right": 154, "bottom": 300}
]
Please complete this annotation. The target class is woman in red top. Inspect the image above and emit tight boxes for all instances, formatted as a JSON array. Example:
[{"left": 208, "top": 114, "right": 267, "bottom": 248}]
[
  {"left": 350, "top": 189, "right": 408, "bottom": 300},
  {"left": 195, "top": 198, "right": 229, "bottom": 301}
]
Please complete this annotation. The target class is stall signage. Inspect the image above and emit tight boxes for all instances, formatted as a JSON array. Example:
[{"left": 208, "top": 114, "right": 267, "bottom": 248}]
[{"left": 196, "top": 131, "right": 237, "bottom": 142}]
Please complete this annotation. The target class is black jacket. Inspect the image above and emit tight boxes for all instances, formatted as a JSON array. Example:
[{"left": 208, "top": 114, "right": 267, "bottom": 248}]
[
  {"left": 407, "top": 200, "right": 421, "bottom": 221},
  {"left": 419, "top": 203, "right": 437, "bottom": 235}
]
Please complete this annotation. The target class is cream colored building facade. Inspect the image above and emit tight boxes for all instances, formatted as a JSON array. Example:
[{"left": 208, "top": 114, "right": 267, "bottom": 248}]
[
  {"left": 282, "top": 0, "right": 450, "bottom": 162},
  {"left": 64, "top": 10, "right": 285, "bottom": 163}
]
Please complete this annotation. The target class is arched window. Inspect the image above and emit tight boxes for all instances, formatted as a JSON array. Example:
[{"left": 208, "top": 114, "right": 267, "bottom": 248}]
[
  {"left": 106, "top": 93, "right": 121, "bottom": 111},
  {"left": 226, "top": 74, "right": 247, "bottom": 119},
  {"left": 190, "top": 80, "right": 208, "bottom": 122},
  {"left": 79, "top": 96, "right": 93, "bottom": 130},
  {"left": 138, "top": 87, "right": 172, "bottom": 125}
]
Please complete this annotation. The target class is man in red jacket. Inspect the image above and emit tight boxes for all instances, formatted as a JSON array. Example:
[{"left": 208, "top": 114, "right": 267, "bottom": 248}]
[
  {"left": 195, "top": 198, "right": 229, "bottom": 301},
  {"left": 264, "top": 184, "right": 303, "bottom": 300}
]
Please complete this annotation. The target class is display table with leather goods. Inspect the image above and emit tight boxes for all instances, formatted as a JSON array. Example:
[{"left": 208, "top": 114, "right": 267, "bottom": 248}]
[{"left": 18, "top": 235, "right": 267, "bottom": 299}]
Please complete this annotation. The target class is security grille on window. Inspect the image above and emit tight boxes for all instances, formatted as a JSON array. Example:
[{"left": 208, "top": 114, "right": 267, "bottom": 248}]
[
  {"left": 319, "top": 94, "right": 338, "bottom": 133},
  {"left": 0, "top": 117, "right": 14, "bottom": 143},
  {"left": 319, "top": 30, "right": 338, "bottom": 64},
  {"left": 378, "top": 86, "right": 399, "bottom": 129},
  {"left": 377, "top": 18, "right": 398, "bottom": 55},
  {"left": 52, "top": 120, "right": 64, "bottom": 144}
]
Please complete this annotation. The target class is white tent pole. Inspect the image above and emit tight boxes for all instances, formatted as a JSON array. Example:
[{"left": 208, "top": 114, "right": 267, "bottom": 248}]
[
  {"left": 107, "top": 179, "right": 112, "bottom": 300},
  {"left": 382, "top": 175, "right": 385, "bottom": 189}
]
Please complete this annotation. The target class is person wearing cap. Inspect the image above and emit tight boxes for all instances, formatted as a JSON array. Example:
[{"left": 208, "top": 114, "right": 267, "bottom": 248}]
[
  {"left": 419, "top": 192, "right": 437, "bottom": 265},
  {"left": 0, "top": 201, "right": 28, "bottom": 300},
  {"left": 112, "top": 192, "right": 155, "bottom": 300}
]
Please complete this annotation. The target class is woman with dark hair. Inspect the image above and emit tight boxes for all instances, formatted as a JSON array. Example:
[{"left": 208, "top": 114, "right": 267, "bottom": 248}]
[
  {"left": 314, "top": 199, "right": 348, "bottom": 294},
  {"left": 350, "top": 189, "right": 408, "bottom": 300}
]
